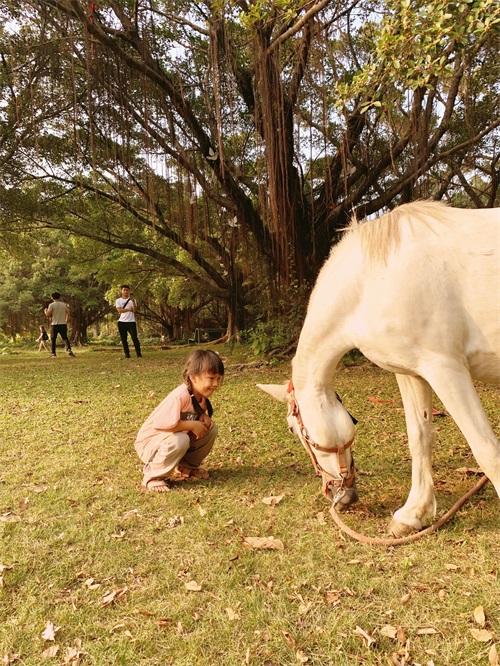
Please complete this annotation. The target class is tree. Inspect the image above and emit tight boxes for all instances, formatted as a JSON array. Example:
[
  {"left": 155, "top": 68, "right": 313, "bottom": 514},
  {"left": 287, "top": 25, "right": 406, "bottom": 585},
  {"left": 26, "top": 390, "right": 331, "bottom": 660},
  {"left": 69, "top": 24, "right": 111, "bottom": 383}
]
[
  {"left": 1, "top": 0, "right": 498, "bottom": 338},
  {"left": 0, "top": 229, "right": 112, "bottom": 344}
]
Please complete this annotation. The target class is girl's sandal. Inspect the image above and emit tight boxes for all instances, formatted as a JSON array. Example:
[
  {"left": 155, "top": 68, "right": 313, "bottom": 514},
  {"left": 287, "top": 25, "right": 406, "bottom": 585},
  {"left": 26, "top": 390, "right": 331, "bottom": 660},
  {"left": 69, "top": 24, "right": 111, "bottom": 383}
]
[{"left": 178, "top": 467, "right": 209, "bottom": 481}]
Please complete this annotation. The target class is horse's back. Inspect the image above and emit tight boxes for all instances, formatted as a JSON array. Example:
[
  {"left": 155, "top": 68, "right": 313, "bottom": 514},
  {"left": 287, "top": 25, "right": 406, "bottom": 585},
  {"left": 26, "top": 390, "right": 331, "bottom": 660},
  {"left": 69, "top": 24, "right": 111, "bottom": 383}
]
[{"left": 339, "top": 203, "right": 500, "bottom": 383}]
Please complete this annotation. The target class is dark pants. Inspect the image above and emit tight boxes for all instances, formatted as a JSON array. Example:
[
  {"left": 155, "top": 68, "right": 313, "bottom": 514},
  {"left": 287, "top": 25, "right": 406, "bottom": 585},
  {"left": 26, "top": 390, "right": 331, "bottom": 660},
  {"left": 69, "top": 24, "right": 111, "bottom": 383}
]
[
  {"left": 51, "top": 324, "right": 72, "bottom": 355},
  {"left": 118, "top": 321, "right": 142, "bottom": 357}
]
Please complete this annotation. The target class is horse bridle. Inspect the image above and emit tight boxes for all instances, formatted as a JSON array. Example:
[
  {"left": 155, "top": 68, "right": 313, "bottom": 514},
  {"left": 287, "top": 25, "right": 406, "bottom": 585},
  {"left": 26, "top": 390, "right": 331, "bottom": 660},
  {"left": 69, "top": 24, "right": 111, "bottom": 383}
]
[{"left": 286, "top": 380, "right": 355, "bottom": 499}]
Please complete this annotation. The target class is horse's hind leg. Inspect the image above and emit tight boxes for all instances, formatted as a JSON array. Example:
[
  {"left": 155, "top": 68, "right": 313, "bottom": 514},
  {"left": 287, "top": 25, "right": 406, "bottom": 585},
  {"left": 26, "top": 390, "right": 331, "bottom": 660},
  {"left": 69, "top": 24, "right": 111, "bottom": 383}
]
[
  {"left": 425, "top": 364, "right": 500, "bottom": 498},
  {"left": 388, "top": 374, "right": 437, "bottom": 537}
]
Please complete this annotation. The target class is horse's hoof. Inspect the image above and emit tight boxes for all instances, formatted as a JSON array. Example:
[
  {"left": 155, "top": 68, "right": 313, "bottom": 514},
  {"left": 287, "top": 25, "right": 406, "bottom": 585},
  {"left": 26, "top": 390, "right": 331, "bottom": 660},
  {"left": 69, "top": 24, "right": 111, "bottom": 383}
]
[
  {"left": 331, "top": 485, "right": 359, "bottom": 511},
  {"left": 387, "top": 517, "right": 419, "bottom": 538}
]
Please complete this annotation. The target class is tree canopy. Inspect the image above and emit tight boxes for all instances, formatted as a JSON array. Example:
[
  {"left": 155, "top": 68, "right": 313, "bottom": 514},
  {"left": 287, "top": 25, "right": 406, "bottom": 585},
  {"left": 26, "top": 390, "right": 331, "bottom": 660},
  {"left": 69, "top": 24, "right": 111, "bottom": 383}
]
[{"left": 1, "top": 0, "right": 499, "bottom": 339}]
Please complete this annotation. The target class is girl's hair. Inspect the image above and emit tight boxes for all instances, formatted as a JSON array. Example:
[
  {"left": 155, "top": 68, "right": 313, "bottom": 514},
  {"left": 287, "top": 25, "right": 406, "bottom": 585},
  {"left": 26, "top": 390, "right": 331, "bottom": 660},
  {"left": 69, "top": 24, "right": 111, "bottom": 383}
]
[
  {"left": 182, "top": 350, "right": 224, "bottom": 385},
  {"left": 40, "top": 325, "right": 46, "bottom": 331}
]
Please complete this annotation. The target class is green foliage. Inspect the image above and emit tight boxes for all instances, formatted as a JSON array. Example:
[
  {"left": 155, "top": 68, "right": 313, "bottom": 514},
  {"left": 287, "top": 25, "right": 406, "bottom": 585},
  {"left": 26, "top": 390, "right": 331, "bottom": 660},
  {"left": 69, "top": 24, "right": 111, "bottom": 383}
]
[
  {"left": 338, "top": 0, "right": 500, "bottom": 109},
  {"left": 245, "top": 282, "right": 308, "bottom": 356}
]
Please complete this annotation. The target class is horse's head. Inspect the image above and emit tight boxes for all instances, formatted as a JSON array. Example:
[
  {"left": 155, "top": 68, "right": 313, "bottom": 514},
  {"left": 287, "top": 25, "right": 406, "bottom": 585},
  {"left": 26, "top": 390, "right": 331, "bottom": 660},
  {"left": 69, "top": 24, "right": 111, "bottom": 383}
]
[{"left": 257, "top": 381, "right": 358, "bottom": 509}]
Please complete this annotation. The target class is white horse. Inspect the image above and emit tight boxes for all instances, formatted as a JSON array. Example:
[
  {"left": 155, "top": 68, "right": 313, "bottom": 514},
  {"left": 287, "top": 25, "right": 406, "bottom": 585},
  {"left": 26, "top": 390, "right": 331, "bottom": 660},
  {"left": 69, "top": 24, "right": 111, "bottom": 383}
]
[{"left": 258, "top": 201, "right": 500, "bottom": 537}]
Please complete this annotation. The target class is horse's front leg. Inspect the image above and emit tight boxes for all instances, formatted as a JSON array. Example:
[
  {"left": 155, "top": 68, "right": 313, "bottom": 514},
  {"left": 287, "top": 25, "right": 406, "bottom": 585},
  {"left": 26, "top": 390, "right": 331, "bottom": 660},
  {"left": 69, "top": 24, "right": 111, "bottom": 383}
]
[
  {"left": 424, "top": 364, "right": 500, "bottom": 499},
  {"left": 388, "top": 374, "right": 437, "bottom": 537}
]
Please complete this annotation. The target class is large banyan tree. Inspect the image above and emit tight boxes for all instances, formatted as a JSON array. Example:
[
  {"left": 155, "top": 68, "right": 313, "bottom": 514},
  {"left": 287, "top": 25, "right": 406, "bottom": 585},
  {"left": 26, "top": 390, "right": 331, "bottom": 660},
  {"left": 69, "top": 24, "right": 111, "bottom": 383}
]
[{"left": 1, "top": 0, "right": 499, "bottom": 336}]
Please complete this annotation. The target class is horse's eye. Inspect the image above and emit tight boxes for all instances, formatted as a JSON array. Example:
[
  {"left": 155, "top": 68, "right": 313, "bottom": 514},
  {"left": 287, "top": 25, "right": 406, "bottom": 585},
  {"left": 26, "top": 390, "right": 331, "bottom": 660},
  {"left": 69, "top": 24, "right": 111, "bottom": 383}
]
[{"left": 288, "top": 426, "right": 294, "bottom": 434}]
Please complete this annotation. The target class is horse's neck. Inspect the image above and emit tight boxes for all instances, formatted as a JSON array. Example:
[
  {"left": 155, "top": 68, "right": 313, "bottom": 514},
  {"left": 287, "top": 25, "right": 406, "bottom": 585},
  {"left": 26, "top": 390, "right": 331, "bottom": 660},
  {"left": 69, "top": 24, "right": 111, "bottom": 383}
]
[
  {"left": 293, "top": 232, "right": 361, "bottom": 392},
  {"left": 293, "top": 334, "right": 350, "bottom": 393}
]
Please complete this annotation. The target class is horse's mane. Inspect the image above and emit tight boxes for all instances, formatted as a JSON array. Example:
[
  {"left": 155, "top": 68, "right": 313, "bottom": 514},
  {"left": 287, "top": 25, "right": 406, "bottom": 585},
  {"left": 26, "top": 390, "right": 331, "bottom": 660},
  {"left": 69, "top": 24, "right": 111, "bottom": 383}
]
[{"left": 343, "top": 200, "right": 452, "bottom": 264}]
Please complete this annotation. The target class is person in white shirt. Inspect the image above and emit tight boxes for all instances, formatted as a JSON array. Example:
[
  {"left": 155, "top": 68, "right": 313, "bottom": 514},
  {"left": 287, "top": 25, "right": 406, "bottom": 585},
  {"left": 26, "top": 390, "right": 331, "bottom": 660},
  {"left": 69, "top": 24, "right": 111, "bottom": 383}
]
[
  {"left": 44, "top": 292, "right": 75, "bottom": 357},
  {"left": 115, "top": 285, "right": 142, "bottom": 359}
]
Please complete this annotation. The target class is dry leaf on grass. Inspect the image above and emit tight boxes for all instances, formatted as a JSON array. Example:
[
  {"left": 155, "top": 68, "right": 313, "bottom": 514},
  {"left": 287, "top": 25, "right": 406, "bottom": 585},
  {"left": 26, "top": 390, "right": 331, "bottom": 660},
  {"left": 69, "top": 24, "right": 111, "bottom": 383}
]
[
  {"left": 111, "top": 531, "right": 126, "bottom": 540},
  {"left": 41, "top": 645, "right": 59, "bottom": 659},
  {"left": 473, "top": 605, "right": 486, "bottom": 627},
  {"left": 185, "top": 580, "right": 202, "bottom": 592},
  {"left": 416, "top": 627, "right": 438, "bottom": 635},
  {"left": 489, "top": 644, "right": 499, "bottom": 665},
  {"left": 225, "top": 606, "right": 240, "bottom": 621},
  {"left": 101, "top": 587, "right": 128, "bottom": 606},
  {"left": 296, "top": 649, "right": 309, "bottom": 663},
  {"left": 1, "top": 654, "right": 21, "bottom": 664},
  {"left": 63, "top": 640, "right": 86, "bottom": 665},
  {"left": 0, "top": 564, "right": 14, "bottom": 588},
  {"left": 41, "top": 620, "right": 61, "bottom": 641},
  {"left": 134, "top": 609, "right": 155, "bottom": 617},
  {"left": 316, "top": 511, "right": 326, "bottom": 525},
  {"left": 400, "top": 593, "right": 411, "bottom": 605},
  {"left": 324, "top": 590, "right": 341, "bottom": 605},
  {"left": 470, "top": 628, "right": 494, "bottom": 642},
  {"left": 282, "top": 631, "right": 296, "bottom": 648},
  {"left": 380, "top": 625, "right": 398, "bottom": 639},
  {"left": 83, "top": 578, "right": 100, "bottom": 590},
  {"left": 122, "top": 509, "right": 140, "bottom": 519},
  {"left": 354, "top": 626, "right": 376, "bottom": 647},
  {"left": 455, "top": 467, "right": 482, "bottom": 475},
  {"left": 298, "top": 601, "right": 313, "bottom": 616},
  {"left": 243, "top": 536, "right": 284, "bottom": 550},
  {"left": 261, "top": 494, "right": 285, "bottom": 507},
  {"left": 0, "top": 512, "right": 21, "bottom": 523}
]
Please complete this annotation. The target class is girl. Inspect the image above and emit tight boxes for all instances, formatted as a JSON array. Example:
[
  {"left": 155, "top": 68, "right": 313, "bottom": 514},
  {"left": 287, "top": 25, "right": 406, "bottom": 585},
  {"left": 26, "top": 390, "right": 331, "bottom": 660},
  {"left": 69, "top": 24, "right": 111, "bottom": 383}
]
[
  {"left": 36, "top": 325, "right": 49, "bottom": 351},
  {"left": 135, "top": 350, "right": 224, "bottom": 492}
]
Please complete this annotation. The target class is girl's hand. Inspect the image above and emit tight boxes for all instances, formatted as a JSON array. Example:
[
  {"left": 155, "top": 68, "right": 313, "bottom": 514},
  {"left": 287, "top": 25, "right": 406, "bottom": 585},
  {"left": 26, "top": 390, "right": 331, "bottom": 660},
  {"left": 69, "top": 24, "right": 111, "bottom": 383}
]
[
  {"left": 190, "top": 420, "right": 209, "bottom": 440},
  {"left": 199, "top": 414, "right": 212, "bottom": 429}
]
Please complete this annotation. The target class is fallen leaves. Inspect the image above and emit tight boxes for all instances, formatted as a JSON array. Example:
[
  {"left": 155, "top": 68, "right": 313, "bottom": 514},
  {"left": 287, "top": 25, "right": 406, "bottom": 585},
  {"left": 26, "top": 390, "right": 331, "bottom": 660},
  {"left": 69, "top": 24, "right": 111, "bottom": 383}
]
[
  {"left": 41, "top": 645, "right": 59, "bottom": 659},
  {"left": 282, "top": 629, "right": 309, "bottom": 661},
  {"left": 185, "top": 580, "right": 202, "bottom": 592},
  {"left": 225, "top": 605, "right": 240, "bottom": 621},
  {"left": 0, "top": 564, "right": 14, "bottom": 588},
  {"left": 473, "top": 605, "right": 486, "bottom": 627},
  {"left": 261, "top": 494, "right": 285, "bottom": 507},
  {"left": 324, "top": 590, "right": 341, "bottom": 605},
  {"left": 416, "top": 627, "right": 438, "bottom": 635},
  {"left": 101, "top": 587, "right": 129, "bottom": 607},
  {"left": 0, "top": 512, "right": 21, "bottom": 523},
  {"left": 354, "top": 625, "right": 376, "bottom": 648},
  {"left": 380, "top": 625, "right": 398, "bottom": 639},
  {"left": 41, "top": 621, "right": 61, "bottom": 641},
  {"left": 470, "top": 605, "right": 494, "bottom": 642},
  {"left": 63, "top": 639, "right": 86, "bottom": 665},
  {"left": 242, "top": 536, "right": 284, "bottom": 550},
  {"left": 470, "top": 628, "right": 494, "bottom": 642},
  {"left": 1, "top": 655, "right": 21, "bottom": 664}
]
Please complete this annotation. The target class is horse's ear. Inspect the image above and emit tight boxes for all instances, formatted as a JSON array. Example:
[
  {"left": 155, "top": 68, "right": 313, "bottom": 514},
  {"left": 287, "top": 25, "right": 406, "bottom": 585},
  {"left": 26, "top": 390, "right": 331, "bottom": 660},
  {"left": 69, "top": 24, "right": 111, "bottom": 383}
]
[{"left": 256, "top": 383, "right": 288, "bottom": 403}]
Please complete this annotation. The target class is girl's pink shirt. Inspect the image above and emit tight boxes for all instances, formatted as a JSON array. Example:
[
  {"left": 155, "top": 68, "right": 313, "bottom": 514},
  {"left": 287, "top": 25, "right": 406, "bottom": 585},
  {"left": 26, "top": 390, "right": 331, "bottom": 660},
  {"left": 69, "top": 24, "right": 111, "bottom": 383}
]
[{"left": 135, "top": 384, "right": 194, "bottom": 445}]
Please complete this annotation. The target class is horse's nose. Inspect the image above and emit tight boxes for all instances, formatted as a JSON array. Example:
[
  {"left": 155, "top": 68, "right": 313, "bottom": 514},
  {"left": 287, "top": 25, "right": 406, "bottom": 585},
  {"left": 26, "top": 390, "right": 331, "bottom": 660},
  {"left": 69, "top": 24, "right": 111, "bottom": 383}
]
[{"left": 327, "top": 483, "right": 359, "bottom": 510}]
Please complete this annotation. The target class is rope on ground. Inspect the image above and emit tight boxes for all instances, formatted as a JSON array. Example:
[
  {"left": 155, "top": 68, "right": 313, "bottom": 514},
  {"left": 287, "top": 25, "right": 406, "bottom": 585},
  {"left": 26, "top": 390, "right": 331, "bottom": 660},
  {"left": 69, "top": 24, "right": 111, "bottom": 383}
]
[{"left": 329, "top": 475, "right": 489, "bottom": 546}]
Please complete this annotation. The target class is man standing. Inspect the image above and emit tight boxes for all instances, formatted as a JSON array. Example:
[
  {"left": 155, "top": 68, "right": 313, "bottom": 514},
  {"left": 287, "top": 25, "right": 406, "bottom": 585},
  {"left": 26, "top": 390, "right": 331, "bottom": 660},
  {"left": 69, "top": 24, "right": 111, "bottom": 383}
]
[
  {"left": 116, "top": 285, "right": 142, "bottom": 359},
  {"left": 44, "top": 292, "right": 75, "bottom": 357}
]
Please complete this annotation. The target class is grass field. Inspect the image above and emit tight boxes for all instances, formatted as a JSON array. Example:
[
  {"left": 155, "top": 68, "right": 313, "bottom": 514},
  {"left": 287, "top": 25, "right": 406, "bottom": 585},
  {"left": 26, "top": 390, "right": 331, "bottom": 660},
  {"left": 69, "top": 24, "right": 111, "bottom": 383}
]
[{"left": 0, "top": 346, "right": 498, "bottom": 665}]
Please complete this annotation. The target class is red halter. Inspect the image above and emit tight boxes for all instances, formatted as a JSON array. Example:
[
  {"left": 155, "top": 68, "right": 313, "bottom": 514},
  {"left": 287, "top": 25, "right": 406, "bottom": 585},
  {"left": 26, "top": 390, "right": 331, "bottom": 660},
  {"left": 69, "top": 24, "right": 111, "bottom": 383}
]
[{"left": 287, "top": 380, "right": 355, "bottom": 497}]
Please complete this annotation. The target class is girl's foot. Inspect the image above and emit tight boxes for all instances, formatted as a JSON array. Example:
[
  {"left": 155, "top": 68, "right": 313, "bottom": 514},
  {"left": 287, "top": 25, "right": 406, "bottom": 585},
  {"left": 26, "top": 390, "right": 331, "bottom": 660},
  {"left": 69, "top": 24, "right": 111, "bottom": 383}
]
[
  {"left": 141, "top": 479, "right": 170, "bottom": 493},
  {"left": 178, "top": 467, "right": 209, "bottom": 480}
]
